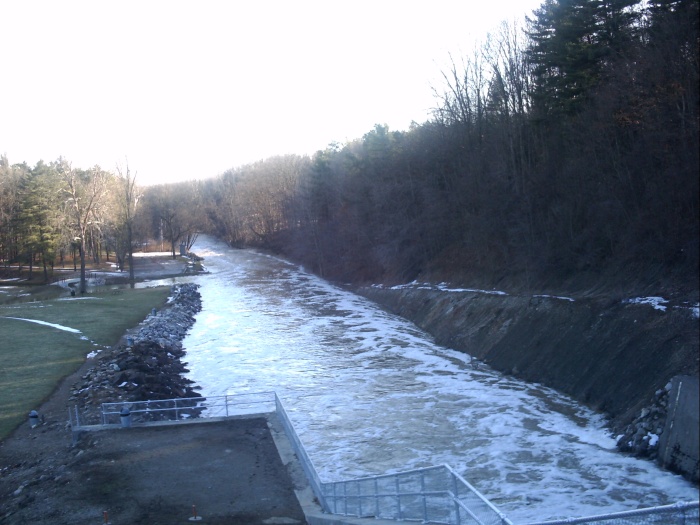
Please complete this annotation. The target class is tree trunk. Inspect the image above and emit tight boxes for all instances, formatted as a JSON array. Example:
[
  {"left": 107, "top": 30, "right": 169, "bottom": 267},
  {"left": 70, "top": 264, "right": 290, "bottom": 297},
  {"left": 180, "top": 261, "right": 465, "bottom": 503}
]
[
  {"left": 79, "top": 242, "right": 87, "bottom": 294},
  {"left": 128, "top": 222, "right": 135, "bottom": 287}
]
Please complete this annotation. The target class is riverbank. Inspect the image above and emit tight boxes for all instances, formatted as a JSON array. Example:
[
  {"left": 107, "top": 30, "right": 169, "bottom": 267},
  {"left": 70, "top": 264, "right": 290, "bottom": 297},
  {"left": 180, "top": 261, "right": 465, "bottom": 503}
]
[
  {"left": 0, "top": 282, "right": 209, "bottom": 523},
  {"left": 68, "top": 282, "right": 204, "bottom": 419},
  {"left": 358, "top": 282, "right": 699, "bottom": 482},
  {"left": 0, "top": 275, "right": 309, "bottom": 524}
]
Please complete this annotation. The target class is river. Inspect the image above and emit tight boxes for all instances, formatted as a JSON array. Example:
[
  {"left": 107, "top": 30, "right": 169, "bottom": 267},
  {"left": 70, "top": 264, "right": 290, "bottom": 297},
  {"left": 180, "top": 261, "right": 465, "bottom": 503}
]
[{"left": 181, "top": 235, "right": 698, "bottom": 522}]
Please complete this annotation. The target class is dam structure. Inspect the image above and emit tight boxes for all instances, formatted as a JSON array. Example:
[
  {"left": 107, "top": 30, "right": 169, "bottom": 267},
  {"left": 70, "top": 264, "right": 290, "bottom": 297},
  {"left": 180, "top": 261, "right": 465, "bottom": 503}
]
[{"left": 70, "top": 392, "right": 699, "bottom": 525}]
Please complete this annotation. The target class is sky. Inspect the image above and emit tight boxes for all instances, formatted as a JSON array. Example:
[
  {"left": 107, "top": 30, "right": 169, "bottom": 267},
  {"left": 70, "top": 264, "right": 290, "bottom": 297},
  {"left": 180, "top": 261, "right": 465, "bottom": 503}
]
[{"left": 1, "top": 1, "right": 542, "bottom": 185}]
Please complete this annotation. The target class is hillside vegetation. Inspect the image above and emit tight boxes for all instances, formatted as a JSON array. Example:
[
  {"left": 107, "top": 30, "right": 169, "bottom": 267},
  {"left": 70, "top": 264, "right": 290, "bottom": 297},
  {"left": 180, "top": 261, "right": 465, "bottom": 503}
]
[{"left": 195, "top": 0, "right": 698, "bottom": 302}]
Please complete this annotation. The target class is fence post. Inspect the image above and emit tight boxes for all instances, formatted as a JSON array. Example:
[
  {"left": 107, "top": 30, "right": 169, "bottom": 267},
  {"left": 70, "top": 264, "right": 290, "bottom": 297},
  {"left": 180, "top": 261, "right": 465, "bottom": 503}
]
[
  {"left": 358, "top": 480, "right": 363, "bottom": 517},
  {"left": 396, "top": 475, "right": 402, "bottom": 520},
  {"left": 375, "top": 478, "right": 380, "bottom": 516},
  {"left": 452, "top": 470, "right": 461, "bottom": 524},
  {"left": 421, "top": 470, "right": 428, "bottom": 522}
]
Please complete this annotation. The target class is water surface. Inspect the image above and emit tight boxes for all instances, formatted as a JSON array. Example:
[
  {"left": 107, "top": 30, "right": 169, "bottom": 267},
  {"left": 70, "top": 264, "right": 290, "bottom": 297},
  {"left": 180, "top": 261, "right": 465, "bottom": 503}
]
[{"left": 183, "top": 236, "right": 698, "bottom": 522}]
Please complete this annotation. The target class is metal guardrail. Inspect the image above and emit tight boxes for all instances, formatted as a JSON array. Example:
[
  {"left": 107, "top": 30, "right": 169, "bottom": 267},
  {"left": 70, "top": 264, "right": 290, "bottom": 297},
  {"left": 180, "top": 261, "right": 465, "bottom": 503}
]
[
  {"left": 100, "top": 391, "right": 275, "bottom": 424},
  {"left": 68, "top": 394, "right": 700, "bottom": 525},
  {"left": 274, "top": 394, "right": 330, "bottom": 511},
  {"left": 274, "top": 396, "right": 511, "bottom": 524},
  {"left": 320, "top": 464, "right": 513, "bottom": 525},
  {"left": 522, "top": 501, "right": 699, "bottom": 525}
]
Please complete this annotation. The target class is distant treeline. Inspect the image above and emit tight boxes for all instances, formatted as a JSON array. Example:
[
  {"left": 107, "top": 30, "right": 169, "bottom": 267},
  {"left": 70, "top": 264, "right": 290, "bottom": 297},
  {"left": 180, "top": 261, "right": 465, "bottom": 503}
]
[
  {"left": 199, "top": 0, "right": 698, "bottom": 292},
  {"left": 1, "top": 0, "right": 697, "bottom": 294}
]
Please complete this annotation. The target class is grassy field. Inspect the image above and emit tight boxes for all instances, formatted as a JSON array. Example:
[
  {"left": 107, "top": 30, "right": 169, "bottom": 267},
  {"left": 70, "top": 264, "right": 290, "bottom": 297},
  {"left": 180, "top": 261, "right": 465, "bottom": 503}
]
[{"left": 0, "top": 286, "right": 172, "bottom": 439}]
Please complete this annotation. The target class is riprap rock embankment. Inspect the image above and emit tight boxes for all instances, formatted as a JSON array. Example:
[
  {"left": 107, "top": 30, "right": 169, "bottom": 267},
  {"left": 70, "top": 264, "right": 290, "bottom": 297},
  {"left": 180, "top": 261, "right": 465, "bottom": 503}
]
[{"left": 69, "top": 283, "right": 203, "bottom": 417}]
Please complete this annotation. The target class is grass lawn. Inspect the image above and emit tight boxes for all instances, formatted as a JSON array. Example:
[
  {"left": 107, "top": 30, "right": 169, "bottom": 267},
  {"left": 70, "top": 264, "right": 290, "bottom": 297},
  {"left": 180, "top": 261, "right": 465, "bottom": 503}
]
[{"left": 0, "top": 286, "right": 172, "bottom": 440}]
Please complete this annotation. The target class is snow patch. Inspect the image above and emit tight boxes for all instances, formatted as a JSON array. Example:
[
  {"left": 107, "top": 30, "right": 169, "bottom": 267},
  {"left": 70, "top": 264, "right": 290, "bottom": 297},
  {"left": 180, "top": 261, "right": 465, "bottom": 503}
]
[
  {"left": 4, "top": 317, "right": 81, "bottom": 333},
  {"left": 375, "top": 281, "right": 509, "bottom": 296},
  {"left": 673, "top": 303, "right": 700, "bottom": 319},
  {"left": 624, "top": 296, "right": 669, "bottom": 312},
  {"left": 436, "top": 282, "right": 508, "bottom": 295},
  {"left": 132, "top": 251, "right": 174, "bottom": 257},
  {"left": 533, "top": 294, "right": 575, "bottom": 302}
]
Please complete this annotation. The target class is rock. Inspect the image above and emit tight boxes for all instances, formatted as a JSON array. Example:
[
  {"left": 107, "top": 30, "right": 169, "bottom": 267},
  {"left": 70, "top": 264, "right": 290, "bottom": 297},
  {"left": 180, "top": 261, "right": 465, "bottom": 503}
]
[
  {"left": 68, "top": 283, "right": 203, "bottom": 421},
  {"left": 616, "top": 387, "right": 670, "bottom": 460}
]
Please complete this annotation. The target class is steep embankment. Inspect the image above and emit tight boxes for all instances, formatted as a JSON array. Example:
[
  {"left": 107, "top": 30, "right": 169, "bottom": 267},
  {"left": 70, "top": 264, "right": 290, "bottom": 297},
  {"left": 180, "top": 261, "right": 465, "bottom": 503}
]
[{"left": 358, "top": 283, "right": 699, "bottom": 480}]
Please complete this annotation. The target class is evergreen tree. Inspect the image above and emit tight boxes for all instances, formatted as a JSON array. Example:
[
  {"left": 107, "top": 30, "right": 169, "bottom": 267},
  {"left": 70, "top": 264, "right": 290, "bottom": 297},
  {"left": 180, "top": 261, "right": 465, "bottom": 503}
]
[
  {"left": 526, "top": 0, "right": 640, "bottom": 118},
  {"left": 18, "top": 161, "right": 62, "bottom": 281}
]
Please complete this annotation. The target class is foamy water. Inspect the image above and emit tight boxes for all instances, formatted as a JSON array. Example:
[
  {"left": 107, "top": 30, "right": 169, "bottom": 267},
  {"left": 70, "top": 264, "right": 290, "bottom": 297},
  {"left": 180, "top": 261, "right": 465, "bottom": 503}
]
[{"left": 182, "top": 236, "right": 698, "bottom": 522}]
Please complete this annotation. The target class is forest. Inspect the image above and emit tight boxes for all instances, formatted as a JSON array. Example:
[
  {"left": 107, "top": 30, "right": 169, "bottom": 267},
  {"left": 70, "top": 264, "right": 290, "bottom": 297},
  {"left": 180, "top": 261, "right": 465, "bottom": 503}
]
[{"left": 1, "top": 0, "right": 698, "bottom": 297}]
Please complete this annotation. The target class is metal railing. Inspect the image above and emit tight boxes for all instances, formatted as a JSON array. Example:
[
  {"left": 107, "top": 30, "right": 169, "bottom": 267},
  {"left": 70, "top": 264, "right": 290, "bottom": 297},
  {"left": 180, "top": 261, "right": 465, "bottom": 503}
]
[
  {"left": 274, "top": 394, "right": 329, "bottom": 511},
  {"left": 100, "top": 391, "right": 276, "bottom": 425},
  {"left": 274, "top": 397, "right": 512, "bottom": 524},
  {"left": 522, "top": 501, "right": 699, "bottom": 525},
  {"left": 68, "top": 394, "right": 699, "bottom": 525},
  {"left": 320, "top": 464, "right": 513, "bottom": 525}
]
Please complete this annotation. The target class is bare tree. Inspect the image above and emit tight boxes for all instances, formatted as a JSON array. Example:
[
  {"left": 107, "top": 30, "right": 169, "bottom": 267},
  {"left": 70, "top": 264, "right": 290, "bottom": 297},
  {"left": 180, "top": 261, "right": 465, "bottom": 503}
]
[
  {"left": 58, "top": 160, "right": 108, "bottom": 293},
  {"left": 116, "top": 161, "right": 140, "bottom": 287}
]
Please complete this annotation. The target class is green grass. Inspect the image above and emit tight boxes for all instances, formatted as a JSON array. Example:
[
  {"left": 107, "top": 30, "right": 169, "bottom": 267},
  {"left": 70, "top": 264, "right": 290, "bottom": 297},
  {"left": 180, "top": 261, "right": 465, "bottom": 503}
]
[{"left": 0, "top": 287, "right": 172, "bottom": 440}]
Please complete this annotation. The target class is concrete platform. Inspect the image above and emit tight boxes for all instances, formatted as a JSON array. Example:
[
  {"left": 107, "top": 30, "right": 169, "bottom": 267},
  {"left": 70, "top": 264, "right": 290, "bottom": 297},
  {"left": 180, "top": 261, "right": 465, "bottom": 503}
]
[
  {"left": 71, "top": 416, "right": 308, "bottom": 524},
  {"left": 73, "top": 414, "right": 398, "bottom": 525}
]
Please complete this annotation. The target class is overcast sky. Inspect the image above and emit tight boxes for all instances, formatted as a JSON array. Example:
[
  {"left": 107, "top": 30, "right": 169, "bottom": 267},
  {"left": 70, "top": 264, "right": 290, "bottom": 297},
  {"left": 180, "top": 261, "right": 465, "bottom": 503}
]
[{"left": 1, "top": 1, "right": 541, "bottom": 185}]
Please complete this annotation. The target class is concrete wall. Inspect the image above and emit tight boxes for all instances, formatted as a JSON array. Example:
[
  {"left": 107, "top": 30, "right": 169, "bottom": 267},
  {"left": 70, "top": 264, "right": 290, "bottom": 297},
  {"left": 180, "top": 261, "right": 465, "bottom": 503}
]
[{"left": 658, "top": 375, "right": 699, "bottom": 482}]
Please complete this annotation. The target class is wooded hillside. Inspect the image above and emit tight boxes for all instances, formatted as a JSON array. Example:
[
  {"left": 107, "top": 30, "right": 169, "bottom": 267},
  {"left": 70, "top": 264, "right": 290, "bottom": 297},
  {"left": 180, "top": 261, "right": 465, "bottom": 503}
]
[{"left": 200, "top": 0, "right": 698, "bottom": 296}]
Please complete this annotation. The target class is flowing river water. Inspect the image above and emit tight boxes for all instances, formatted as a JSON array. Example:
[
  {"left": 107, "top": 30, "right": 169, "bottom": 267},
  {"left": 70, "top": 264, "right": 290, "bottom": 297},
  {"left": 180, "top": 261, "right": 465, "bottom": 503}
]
[{"left": 180, "top": 235, "right": 697, "bottom": 522}]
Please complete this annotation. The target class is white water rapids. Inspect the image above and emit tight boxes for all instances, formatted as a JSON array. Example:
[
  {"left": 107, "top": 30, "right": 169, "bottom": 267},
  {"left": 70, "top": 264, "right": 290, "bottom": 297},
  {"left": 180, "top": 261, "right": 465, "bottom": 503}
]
[{"left": 180, "top": 235, "right": 698, "bottom": 522}]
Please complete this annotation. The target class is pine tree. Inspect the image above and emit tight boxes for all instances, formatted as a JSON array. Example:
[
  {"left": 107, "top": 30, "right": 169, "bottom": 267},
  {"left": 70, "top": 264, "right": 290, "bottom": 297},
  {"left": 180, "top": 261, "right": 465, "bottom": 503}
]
[
  {"left": 526, "top": 0, "right": 641, "bottom": 118},
  {"left": 18, "top": 161, "right": 62, "bottom": 282}
]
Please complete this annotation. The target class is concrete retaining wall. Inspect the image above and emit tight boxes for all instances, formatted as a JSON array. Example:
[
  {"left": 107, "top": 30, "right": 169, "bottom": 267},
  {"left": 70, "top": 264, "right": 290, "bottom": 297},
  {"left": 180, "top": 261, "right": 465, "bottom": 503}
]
[{"left": 658, "top": 375, "right": 699, "bottom": 482}]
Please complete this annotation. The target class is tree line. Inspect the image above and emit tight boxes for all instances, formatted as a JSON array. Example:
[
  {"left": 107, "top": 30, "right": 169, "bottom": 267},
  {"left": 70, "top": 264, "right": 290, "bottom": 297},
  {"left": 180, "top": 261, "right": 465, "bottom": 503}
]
[
  {"left": 2, "top": 0, "right": 697, "bottom": 295},
  {"left": 0, "top": 157, "right": 205, "bottom": 291},
  {"left": 200, "top": 0, "right": 698, "bottom": 293}
]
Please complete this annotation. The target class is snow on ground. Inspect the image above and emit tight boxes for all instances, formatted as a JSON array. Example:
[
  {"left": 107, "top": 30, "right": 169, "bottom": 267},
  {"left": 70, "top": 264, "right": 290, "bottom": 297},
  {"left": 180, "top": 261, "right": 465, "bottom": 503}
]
[
  {"left": 624, "top": 296, "right": 670, "bottom": 311},
  {"left": 376, "top": 280, "right": 510, "bottom": 296},
  {"left": 132, "top": 251, "right": 174, "bottom": 258},
  {"left": 3, "top": 317, "right": 81, "bottom": 333},
  {"left": 533, "top": 294, "right": 575, "bottom": 302},
  {"left": 624, "top": 296, "right": 700, "bottom": 318},
  {"left": 375, "top": 281, "right": 579, "bottom": 301},
  {"left": 375, "top": 282, "right": 699, "bottom": 318}
]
